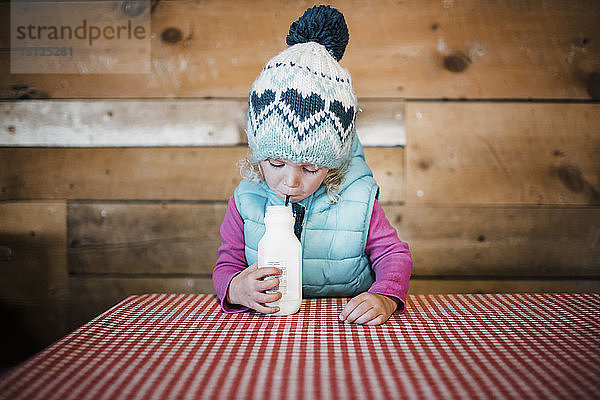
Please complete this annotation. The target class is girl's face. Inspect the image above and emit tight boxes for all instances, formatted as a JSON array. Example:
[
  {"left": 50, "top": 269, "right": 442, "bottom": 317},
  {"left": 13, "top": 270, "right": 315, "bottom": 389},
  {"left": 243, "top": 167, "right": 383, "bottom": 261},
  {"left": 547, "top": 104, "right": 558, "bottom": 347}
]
[{"left": 260, "top": 158, "right": 329, "bottom": 203}]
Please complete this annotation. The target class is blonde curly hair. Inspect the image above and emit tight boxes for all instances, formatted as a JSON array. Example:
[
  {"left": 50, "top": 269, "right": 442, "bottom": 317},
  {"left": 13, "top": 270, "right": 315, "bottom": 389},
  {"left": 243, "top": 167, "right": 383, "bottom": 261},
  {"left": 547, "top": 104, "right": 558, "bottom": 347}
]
[{"left": 237, "top": 152, "right": 348, "bottom": 202}]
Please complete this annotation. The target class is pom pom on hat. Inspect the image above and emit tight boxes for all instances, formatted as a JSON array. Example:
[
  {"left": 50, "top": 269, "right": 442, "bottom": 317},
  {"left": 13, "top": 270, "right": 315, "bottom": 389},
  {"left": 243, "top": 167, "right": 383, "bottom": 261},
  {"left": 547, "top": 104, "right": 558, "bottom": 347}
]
[
  {"left": 246, "top": 5, "right": 357, "bottom": 169},
  {"left": 286, "top": 5, "right": 349, "bottom": 62}
]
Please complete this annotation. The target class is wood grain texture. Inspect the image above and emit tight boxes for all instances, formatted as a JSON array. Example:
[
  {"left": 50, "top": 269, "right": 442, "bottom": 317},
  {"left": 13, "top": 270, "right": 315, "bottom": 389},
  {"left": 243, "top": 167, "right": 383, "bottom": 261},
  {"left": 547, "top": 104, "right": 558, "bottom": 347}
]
[
  {"left": 68, "top": 202, "right": 227, "bottom": 275},
  {"left": 0, "top": 201, "right": 68, "bottom": 366},
  {"left": 2, "top": 0, "right": 599, "bottom": 99},
  {"left": 66, "top": 201, "right": 599, "bottom": 278},
  {"left": 357, "top": 100, "right": 406, "bottom": 146},
  {"left": 0, "top": 147, "right": 247, "bottom": 201},
  {"left": 388, "top": 205, "right": 600, "bottom": 277},
  {"left": 0, "top": 201, "right": 67, "bottom": 307},
  {"left": 0, "top": 99, "right": 246, "bottom": 146},
  {"left": 0, "top": 99, "right": 405, "bottom": 147},
  {"left": 8, "top": 1, "right": 150, "bottom": 74},
  {"left": 0, "top": 146, "right": 405, "bottom": 202},
  {"left": 406, "top": 102, "right": 600, "bottom": 205},
  {"left": 364, "top": 147, "right": 405, "bottom": 203}
]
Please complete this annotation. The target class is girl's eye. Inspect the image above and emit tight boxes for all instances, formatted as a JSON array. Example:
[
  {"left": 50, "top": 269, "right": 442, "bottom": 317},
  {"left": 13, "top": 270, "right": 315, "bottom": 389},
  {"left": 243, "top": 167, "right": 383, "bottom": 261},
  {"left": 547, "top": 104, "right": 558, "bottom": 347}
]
[
  {"left": 303, "top": 167, "right": 319, "bottom": 174},
  {"left": 268, "top": 160, "right": 284, "bottom": 168}
]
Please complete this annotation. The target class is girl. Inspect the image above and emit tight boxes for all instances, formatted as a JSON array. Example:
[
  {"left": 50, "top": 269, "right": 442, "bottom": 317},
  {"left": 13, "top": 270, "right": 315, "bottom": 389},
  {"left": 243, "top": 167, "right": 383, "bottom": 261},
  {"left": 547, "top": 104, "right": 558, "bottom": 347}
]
[{"left": 212, "top": 5, "right": 412, "bottom": 325}]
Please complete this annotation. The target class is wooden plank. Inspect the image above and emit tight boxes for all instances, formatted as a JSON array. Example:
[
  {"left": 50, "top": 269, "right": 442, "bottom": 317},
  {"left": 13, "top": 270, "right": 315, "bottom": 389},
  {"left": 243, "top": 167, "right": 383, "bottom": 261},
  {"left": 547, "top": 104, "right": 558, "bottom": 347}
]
[
  {"left": 365, "top": 147, "right": 405, "bottom": 203},
  {"left": 0, "top": 147, "right": 246, "bottom": 201},
  {"left": 386, "top": 205, "right": 600, "bottom": 277},
  {"left": 0, "top": 99, "right": 246, "bottom": 146},
  {"left": 0, "top": 201, "right": 67, "bottom": 310},
  {"left": 68, "top": 276, "right": 214, "bottom": 330},
  {"left": 0, "top": 146, "right": 405, "bottom": 202},
  {"left": 0, "top": 201, "right": 68, "bottom": 367},
  {"left": 68, "top": 201, "right": 599, "bottom": 278},
  {"left": 68, "top": 202, "right": 227, "bottom": 275},
  {"left": 2, "top": 0, "right": 599, "bottom": 99},
  {"left": 357, "top": 100, "right": 406, "bottom": 147},
  {"left": 9, "top": 0, "right": 150, "bottom": 74},
  {"left": 409, "top": 279, "right": 600, "bottom": 295},
  {"left": 406, "top": 102, "right": 600, "bottom": 205},
  {"left": 64, "top": 147, "right": 405, "bottom": 274},
  {"left": 0, "top": 99, "right": 405, "bottom": 147}
]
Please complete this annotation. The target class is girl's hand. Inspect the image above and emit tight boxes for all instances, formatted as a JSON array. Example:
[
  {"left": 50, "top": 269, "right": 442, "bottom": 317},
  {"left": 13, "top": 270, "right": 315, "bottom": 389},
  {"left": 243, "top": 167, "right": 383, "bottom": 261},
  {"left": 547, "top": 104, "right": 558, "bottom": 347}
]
[
  {"left": 226, "top": 262, "right": 283, "bottom": 314},
  {"left": 339, "top": 292, "right": 399, "bottom": 325}
]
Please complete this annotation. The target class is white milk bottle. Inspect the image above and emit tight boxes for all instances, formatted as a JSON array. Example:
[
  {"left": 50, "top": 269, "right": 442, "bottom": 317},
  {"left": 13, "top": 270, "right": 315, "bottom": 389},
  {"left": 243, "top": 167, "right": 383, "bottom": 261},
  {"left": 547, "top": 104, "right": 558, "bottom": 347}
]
[{"left": 258, "top": 205, "right": 302, "bottom": 315}]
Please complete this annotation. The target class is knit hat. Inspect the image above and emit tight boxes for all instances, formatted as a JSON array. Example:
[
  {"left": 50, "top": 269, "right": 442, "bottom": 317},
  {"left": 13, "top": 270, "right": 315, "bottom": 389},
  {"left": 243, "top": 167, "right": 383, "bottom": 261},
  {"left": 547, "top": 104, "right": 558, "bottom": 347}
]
[{"left": 246, "top": 5, "right": 357, "bottom": 169}]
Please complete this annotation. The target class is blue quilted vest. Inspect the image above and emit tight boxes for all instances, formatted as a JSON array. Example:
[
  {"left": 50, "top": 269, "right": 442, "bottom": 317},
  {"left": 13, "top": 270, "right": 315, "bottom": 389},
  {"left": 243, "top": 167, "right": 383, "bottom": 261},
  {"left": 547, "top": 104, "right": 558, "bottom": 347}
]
[{"left": 234, "top": 139, "right": 379, "bottom": 298}]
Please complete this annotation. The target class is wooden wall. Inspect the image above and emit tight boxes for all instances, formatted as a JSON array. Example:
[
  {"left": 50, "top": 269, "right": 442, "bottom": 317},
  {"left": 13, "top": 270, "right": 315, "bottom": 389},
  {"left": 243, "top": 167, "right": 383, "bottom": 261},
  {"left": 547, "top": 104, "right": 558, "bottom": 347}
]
[{"left": 1, "top": 0, "right": 599, "bottom": 367}]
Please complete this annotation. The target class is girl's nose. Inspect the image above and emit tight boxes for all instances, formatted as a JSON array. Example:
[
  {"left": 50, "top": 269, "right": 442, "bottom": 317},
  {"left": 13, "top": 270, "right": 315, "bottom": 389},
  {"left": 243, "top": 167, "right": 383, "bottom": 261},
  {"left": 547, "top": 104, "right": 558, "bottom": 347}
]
[{"left": 284, "top": 169, "right": 301, "bottom": 188}]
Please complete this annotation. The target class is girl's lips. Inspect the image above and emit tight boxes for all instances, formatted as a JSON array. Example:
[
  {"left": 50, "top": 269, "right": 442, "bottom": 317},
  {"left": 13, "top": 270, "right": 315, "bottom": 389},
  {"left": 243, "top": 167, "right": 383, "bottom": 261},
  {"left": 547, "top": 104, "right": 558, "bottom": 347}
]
[{"left": 283, "top": 194, "right": 302, "bottom": 202}]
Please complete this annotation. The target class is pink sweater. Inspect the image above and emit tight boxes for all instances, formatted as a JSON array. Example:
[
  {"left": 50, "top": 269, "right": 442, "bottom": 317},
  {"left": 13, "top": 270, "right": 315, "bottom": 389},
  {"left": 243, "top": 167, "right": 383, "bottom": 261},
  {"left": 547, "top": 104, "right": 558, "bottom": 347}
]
[{"left": 212, "top": 196, "right": 412, "bottom": 313}]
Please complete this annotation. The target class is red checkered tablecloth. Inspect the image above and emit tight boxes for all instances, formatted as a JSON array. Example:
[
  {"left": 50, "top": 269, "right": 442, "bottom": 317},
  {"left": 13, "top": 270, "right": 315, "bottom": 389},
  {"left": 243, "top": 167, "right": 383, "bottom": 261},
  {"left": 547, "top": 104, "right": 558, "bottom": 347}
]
[{"left": 0, "top": 293, "right": 598, "bottom": 399}]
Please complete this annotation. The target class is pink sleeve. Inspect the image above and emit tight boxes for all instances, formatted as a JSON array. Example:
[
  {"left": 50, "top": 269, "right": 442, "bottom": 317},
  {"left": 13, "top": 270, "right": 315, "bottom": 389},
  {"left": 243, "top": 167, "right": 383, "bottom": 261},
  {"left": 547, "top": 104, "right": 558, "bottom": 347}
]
[
  {"left": 365, "top": 198, "right": 412, "bottom": 314},
  {"left": 212, "top": 195, "right": 250, "bottom": 313}
]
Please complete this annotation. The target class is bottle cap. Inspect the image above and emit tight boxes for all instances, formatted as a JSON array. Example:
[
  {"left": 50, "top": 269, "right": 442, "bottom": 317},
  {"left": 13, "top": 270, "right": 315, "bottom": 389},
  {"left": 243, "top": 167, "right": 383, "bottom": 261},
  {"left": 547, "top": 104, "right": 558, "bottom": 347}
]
[{"left": 266, "top": 205, "right": 292, "bottom": 215}]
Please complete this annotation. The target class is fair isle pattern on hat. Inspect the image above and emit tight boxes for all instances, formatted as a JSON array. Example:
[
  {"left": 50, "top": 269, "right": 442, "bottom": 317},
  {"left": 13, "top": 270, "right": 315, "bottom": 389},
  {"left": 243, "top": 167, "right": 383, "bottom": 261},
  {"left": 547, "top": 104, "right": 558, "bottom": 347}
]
[
  {"left": 247, "top": 43, "right": 357, "bottom": 169},
  {"left": 246, "top": 6, "right": 357, "bottom": 169}
]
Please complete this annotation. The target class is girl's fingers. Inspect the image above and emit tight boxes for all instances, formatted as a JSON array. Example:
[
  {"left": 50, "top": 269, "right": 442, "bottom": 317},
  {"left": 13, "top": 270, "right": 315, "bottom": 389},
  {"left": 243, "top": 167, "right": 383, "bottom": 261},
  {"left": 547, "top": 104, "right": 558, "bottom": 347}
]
[
  {"left": 339, "top": 293, "right": 395, "bottom": 325},
  {"left": 253, "top": 267, "right": 282, "bottom": 279},
  {"left": 364, "top": 314, "right": 387, "bottom": 326},
  {"left": 339, "top": 299, "right": 359, "bottom": 321},
  {"left": 244, "top": 262, "right": 259, "bottom": 274},
  {"left": 353, "top": 308, "right": 381, "bottom": 325},
  {"left": 256, "top": 291, "right": 282, "bottom": 304},
  {"left": 344, "top": 301, "right": 374, "bottom": 324},
  {"left": 252, "top": 302, "right": 280, "bottom": 314},
  {"left": 339, "top": 294, "right": 368, "bottom": 321},
  {"left": 232, "top": 263, "right": 285, "bottom": 315},
  {"left": 251, "top": 292, "right": 282, "bottom": 314},
  {"left": 257, "top": 276, "right": 280, "bottom": 292}
]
